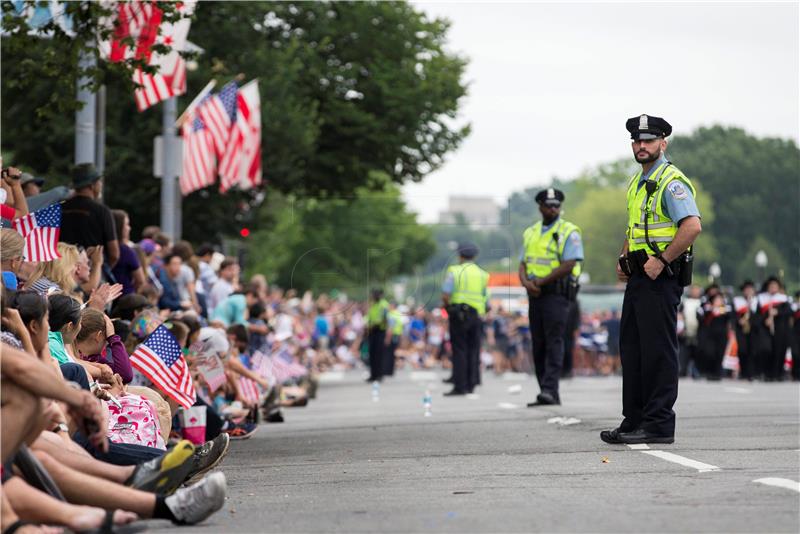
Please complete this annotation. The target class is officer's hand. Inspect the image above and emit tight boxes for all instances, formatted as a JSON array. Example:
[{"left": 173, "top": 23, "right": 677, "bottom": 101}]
[
  {"left": 525, "top": 282, "right": 541, "bottom": 298},
  {"left": 643, "top": 256, "right": 664, "bottom": 280},
  {"left": 616, "top": 261, "right": 629, "bottom": 283}
]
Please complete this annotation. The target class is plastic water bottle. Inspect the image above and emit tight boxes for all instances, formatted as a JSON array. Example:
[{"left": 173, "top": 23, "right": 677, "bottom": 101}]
[
  {"left": 423, "top": 389, "right": 432, "bottom": 417},
  {"left": 371, "top": 381, "right": 380, "bottom": 402}
]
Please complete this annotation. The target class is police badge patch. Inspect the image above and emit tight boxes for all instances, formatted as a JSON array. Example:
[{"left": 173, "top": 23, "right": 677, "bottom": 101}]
[{"left": 667, "top": 181, "right": 688, "bottom": 200}]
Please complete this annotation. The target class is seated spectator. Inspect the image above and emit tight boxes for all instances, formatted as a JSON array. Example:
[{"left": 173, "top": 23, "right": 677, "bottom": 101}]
[
  {"left": 1, "top": 228, "right": 25, "bottom": 290},
  {"left": 211, "top": 287, "right": 259, "bottom": 328},
  {"left": 158, "top": 253, "right": 192, "bottom": 312},
  {"left": 111, "top": 209, "right": 145, "bottom": 296},
  {"left": 25, "top": 242, "right": 80, "bottom": 296},
  {"left": 47, "top": 293, "right": 83, "bottom": 366},
  {"left": 207, "top": 258, "right": 239, "bottom": 314},
  {"left": 74, "top": 308, "right": 134, "bottom": 384}
]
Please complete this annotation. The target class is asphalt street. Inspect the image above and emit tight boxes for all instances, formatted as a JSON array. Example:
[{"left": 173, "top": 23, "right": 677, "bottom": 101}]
[{"left": 150, "top": 370, "right": 800, "bottom": 533}]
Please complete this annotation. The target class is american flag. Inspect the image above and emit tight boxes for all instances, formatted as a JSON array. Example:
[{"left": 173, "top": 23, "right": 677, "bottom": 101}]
[
  {"left": 13, "top": 203, "right": 61, "bottom": 262},
  {"left": 198, "top": 81, "right": 238, "bottom": 159},
  {"left": 250, "top": 351, "right": 276, "bottom": 388},
  {"left": 237, "top": 376, "right": 261, "bottom": 405},
  {"left": 219, "top": 80, "right": 262, "bottom": 192},
  {"left": 104, "top": 1, "right": 194, "bottom": 112},
  {"left": 131, "top": 325, "right": 196, "bottom": 409},
  {"left": 180, "top": 99, "right": 217, "bottom": 195}
]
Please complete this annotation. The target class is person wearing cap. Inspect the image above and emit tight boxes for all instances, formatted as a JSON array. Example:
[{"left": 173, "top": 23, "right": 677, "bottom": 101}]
[
  {"left": 20, "top": 172, "right": 71, "bottom": 212},
  {"left": 60, "top": 163, "right": 120, "bottom": 268},
  {"left": 365, "top": 289, "right": 390, "bottom": 383},
  {"left": 519, "top": 188, "right": 583, "bottom": 406},
  {"left": 601, "top": 115, "right": 702, "bottom": 445},
  {"left": 442, "top": 243, "right": 489, "bottom": 396}
]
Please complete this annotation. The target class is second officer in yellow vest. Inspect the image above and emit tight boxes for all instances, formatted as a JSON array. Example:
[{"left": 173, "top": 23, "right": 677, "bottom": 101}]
[
  {"left": 519, "top": 189, "right": 583, "bottom": 406},
  {"left": 442, "top": 243, "right": 489, "bottom": 396}
]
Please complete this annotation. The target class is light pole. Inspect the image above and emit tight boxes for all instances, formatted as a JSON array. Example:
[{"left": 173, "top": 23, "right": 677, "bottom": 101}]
[{"left": 755, "top": 250, "right": 768, "bottom": 284}]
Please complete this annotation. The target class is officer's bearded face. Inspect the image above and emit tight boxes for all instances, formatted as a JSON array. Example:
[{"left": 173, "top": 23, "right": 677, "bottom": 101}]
[
  {"left": 632, "top": 138, "right": 665, "bottom": 163},
  {"left": 539, "top": 203, "right": 560, "bottom": 223}
]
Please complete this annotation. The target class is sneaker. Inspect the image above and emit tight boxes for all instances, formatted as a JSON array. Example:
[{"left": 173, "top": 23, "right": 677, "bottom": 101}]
[
  {"left": 126, "top": 440, "right": 196, "bottom": 494},
  {"left": 166, "top": 471, "right": 227, "bottom": 524},
  {"left": 225, "top": 422, "right": 258, "bottom": 440},
  {"left": 184, "top": 433, "right": 230, "bottom": 485}
]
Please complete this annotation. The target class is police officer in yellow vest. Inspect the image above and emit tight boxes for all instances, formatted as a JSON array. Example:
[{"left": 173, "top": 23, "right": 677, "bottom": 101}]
[
  {"left": 601, "top": 114, "right": 702, "bottom": 445},
  {"left": 442, "top": 243, "right": 489, "bottom": 396},
  {"left": 366, "top": 289, "right": 390, "bottom": 382},
  {"left": 519, "top": 188, "right": 583, "bottom": 406}
]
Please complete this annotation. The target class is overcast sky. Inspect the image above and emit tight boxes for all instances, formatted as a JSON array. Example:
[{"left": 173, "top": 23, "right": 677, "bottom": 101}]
[{"left": 404, "top": 1, "right": 800, "bottom": 222}]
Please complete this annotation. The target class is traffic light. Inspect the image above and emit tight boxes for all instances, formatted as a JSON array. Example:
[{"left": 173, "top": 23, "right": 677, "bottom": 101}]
[{"left": 239, "top": 227, "right": 250, "bottom": 238}]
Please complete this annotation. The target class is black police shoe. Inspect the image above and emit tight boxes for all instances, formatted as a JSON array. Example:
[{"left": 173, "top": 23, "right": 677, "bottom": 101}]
[
  {"left": 443, "top": 389, "right": 467, "bottom": 397},
  {"left": 600, "top": 427, "right": 626, "bottom": 444},
  {"left": 527, "top": 392, "right": 560, "bottom": 407},
  {"left": 618, "top": 428, "right": 674, "bottom": 444},
  {"left": 442, "top": 377, "right": 454, "bottom": 384}
]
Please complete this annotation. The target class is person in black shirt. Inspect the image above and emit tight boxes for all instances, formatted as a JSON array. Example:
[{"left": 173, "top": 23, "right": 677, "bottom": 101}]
[{"left": 60, "top": 163, "right": 119, "bottom": 268}]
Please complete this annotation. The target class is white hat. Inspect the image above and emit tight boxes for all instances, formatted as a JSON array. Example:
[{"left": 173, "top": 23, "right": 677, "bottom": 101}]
[{"left": 198, "top": 326, "right": 229, "bottom": 354}]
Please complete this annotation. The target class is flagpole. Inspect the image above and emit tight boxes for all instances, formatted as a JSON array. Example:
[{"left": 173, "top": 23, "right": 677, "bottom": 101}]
[{"left": 160, "top": 97, "right": 181, "bottom": 240}]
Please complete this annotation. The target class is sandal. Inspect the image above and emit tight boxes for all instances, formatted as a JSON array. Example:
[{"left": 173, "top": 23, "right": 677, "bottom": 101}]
[{"left": 76, "top": 510, "right": 146, "bottom": 534}]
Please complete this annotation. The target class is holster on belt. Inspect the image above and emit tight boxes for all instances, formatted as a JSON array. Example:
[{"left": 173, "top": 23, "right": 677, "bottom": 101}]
[{"left": 623, "top": 249, "right": 689, "bottom": 283}]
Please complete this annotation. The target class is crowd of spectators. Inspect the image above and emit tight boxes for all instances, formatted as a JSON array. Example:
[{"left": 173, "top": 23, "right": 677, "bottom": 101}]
[{"left": 2, "top": 161, "right": 799, "bottom": 531}]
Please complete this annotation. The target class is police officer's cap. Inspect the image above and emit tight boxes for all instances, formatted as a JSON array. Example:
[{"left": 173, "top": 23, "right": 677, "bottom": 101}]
[
  {"left": 457, "top": 242, "right": 479, "bottom": 259},
  {"left": 535, "top": 188, "right": 565, "bottom": 206},
  {"left": 626, "top": 114, "right": 672, "bottom": 140}
]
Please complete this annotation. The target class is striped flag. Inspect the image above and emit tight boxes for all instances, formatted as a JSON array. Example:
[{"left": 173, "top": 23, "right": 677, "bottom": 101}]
[
  {"left": 197, "top": 81, "right": 238, "bottom": 159},
  {"left": 180, "top": 99, "right": 217, "bottom": 194},
  {"left": 219, "top": 80, "right": 262, "bottom": 192},
  {"left": 251, "top": 351, "right": 276, "bottom": 388},
  {"left": 130, "top": 325, "right": 196, "bottom": 409},
  {"left": 103, "top": 0, "right": 195, "bottom": 112},
  {"left": 237, "top": 376, "right": 261, "bottom": 405},
  {"left": 13, "top": 203, "right": 61, "bottom": 262}
]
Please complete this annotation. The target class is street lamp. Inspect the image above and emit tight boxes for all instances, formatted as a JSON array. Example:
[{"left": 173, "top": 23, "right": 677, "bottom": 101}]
[
  {"left": 708, "top": 262, "right": 721, "bottom": 284},
  {"left": 755, "top": 250, "right": 768, "bottom": 283}
]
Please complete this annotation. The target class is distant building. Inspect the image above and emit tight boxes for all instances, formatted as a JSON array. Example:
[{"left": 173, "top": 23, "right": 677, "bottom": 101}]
[{"left": 438, "top": 195, "right": 500, "bottom": 227}]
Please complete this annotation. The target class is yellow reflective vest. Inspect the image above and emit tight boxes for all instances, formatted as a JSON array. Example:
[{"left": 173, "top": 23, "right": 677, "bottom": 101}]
[
  {"left": 626, "top": 161, "right": 696, "bottom": 253},
  {"left": 447, "top": 262, "right": 490, "bottom": 316},
  {"left": 367, "top": 298, "right": 389, "bottom": 329},
  {"left": 522, "top": 219, "right": 582, "bottom": 279}
]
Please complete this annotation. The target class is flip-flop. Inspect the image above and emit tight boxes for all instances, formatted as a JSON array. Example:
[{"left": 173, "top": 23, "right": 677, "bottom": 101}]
[
  {"left": 3, "top": 520, "right": 34, "bottom": 534},
  {"left": 76, "top": 510, "right": 147, "bottom": 534}
]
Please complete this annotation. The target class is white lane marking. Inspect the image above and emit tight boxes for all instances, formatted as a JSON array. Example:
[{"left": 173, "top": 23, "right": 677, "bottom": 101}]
[
  {"left": 507, "top": 384, "right": 522, "bottom": 395},
  {"left": 642, "top": 450, "right": 720, "bottom": 473},
  {"left": 724, "top": 387, "right": 752, "bottom": 394},
  {"left": 318, "top": 371, "right": 344, "bottom": 382},
  {"left": 753, "top": 478, "right": 800, "bottom": 493},
  {"left": 627, "top": 444, "right": 650, "bottom": 450},
  {"left": 502, "top": 373, "right": 529, "bottom": 381},
  {"left": 547, "top": 416, "right": 582, "bottom": 426},
  {"left": 410, "top": 371, "right": 439, "bottom": 381},
  {"left": 498, "top": 402, "right": 522, "bottom": 410},
  {"left": 466, "top": 393, "right": 480, "bottom": 400}
]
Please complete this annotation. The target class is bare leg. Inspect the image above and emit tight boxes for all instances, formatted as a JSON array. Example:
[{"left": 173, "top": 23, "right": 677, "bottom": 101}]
[
  {"left": 33, "top": 451, "right": 156, "bottom": 517},
  {"left": 1, "top": 487, "right": 63, "bottom": 534},
  {"left": 4, "top": 477, "right": 137, "bottom": 530},
  {"left": 1, "top": 380, "right": 41, "bottom": 463},
  {"left": 31, "top": 434, "right": 134, "bottom": 484}
]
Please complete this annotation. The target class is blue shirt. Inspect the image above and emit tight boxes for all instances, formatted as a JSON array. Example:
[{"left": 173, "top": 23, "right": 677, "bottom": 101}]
[
  {"left": 638, "top": 156, "right": 701, "bottom": 223},
  {"left": 518, "top": 217, "right": 584, "bottom": 265}
]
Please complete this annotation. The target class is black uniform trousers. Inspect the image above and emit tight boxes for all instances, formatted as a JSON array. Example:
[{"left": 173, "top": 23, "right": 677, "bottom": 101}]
[
  {"left": 449, "top": 305, "right": 481, "bottom": 393},
  {"left": 384, "top": 336, "right": 399, "bottom": 376},
  {"left": 529, "top": 293, "right": 569, "bottom": 402},
  {"left": 368, "top": 328, "right": 386, "bottom": 381},
  {"left": 619, "top": 272, "right": 682, "bottom": 437}
]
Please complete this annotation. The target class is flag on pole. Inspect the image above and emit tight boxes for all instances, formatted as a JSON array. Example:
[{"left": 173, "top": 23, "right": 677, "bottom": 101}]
[
  {"left": 13, "top": 203, "right": 61, "bottom": 262},
  {"left": 197, "top": 81, "right": 238, "bottom": 158},
  {"left": 130, "top": 325, "right": 196, "bottom": 409},
  {"left": 103, "top": 0, "right": 195, "bottom": 111},
  {"left": 180, "top": 99, "right": 217, "bottom": 195},
  {"left": 219, "top": 80, "right": 262, "bottom": 192}
]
